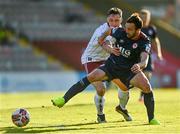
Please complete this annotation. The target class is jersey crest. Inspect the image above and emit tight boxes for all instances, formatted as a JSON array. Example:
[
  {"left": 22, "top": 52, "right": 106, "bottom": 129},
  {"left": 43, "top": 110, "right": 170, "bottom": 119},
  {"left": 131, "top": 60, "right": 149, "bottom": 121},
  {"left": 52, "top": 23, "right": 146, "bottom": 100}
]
[{"left": 132, "top": 43, "right": 138, "bottom": 49}]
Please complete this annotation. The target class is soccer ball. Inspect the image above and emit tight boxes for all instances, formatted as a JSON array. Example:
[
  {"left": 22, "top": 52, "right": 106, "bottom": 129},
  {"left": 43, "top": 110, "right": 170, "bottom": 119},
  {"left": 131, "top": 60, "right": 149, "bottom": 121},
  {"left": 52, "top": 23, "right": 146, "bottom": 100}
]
[{"left": 12, "top": 108, "right": 30, "bottom": 127}]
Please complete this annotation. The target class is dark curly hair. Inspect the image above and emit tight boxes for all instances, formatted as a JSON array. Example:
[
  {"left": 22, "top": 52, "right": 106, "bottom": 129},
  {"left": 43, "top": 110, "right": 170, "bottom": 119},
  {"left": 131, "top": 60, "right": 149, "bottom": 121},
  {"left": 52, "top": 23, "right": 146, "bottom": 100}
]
[{"left": 126, "top": 13, "right": 143, "bottom": 29}]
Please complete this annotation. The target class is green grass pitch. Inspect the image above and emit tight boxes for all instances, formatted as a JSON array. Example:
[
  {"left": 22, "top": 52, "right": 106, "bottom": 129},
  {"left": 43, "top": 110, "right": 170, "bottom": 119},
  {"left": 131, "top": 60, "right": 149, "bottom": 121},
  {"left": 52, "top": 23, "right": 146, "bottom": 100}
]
[{"left": 0, "top": 89, "right": 180, "bottom": 133}]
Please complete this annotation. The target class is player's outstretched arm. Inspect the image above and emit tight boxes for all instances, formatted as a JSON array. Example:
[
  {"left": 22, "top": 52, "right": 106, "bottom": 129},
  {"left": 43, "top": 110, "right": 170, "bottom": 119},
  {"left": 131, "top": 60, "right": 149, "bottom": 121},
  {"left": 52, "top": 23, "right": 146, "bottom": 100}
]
[
  {"left": 152, "top": 37, "right": 163, "bottom": 60},
  {"left": 101, "top": 40, "right": 120, "bottom": 56}
]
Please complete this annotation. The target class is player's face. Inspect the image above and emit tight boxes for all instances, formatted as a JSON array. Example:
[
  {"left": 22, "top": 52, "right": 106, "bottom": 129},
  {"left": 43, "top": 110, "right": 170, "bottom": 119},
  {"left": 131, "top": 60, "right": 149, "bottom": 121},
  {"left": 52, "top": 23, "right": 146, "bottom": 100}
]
[
  {"left": 140, "top": 13, "right": 150, "bottom": 26},
  {"left": 125, "top": 23, "right": 137, "bottom": 39},
  {"left": 107, "top": 14, "right": 122, "bottom": 28}
]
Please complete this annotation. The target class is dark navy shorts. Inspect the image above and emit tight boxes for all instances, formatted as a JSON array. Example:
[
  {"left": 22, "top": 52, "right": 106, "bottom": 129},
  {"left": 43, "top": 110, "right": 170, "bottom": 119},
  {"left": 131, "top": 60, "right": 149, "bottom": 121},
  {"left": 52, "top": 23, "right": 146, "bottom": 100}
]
[
  {"left": 98, "top": 59, "right": 136, "bottom": 88},
  {"left": 143, "top": 56, "right": 153, "bottom": 72}
]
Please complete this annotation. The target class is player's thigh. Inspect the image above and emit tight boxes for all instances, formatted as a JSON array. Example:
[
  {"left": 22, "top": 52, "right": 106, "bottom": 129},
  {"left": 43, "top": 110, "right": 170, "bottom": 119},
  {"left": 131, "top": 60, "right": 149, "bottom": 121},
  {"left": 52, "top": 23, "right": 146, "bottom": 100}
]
[
  {"left": 130, "top": 71, "right": 152, "bottom": 93},
  {"left": 87, "top": 68, "right": 108, "bottom": 82},
  {"left": 112, "top": 79, "right": 129, "bottom": 91},
  {"left": 143, "top": 71, "right": 152, "bottom": 80}
]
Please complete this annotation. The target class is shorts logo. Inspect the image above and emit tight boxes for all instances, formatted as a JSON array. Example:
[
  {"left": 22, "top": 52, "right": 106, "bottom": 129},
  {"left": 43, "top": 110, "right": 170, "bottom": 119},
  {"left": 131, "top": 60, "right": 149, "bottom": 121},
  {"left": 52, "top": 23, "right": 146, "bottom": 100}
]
[{"left": 132, "top": 43, "right": 138, "bottom": 49}]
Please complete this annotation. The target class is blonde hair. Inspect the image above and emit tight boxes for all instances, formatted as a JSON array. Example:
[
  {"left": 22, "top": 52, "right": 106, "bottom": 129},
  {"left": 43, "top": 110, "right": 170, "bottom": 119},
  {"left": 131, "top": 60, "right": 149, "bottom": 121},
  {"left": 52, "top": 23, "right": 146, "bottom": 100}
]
[{"left": 140, "top": 9, "right": 151, "bottom": 18}]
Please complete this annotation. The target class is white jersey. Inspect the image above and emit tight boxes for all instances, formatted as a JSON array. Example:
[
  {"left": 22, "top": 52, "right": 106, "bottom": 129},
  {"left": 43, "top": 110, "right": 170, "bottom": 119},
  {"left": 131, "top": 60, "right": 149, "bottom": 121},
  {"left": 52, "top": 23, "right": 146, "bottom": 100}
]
[{"left": 81, "top": 23, "right": 119, "bottom": 64}]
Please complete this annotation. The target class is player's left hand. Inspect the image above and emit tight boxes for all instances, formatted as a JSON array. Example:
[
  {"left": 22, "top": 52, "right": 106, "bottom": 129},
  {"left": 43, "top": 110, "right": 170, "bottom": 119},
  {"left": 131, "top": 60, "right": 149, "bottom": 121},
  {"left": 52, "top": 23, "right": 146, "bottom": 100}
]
[
  {"left": 157, "top": 54, "right": 163, "bottom": 61},
  {"left": 131, "top": 64, "right": 141, "bottom": 74},
  {"left": 111, "top": 47, "right": 120, "bottom": 56}
]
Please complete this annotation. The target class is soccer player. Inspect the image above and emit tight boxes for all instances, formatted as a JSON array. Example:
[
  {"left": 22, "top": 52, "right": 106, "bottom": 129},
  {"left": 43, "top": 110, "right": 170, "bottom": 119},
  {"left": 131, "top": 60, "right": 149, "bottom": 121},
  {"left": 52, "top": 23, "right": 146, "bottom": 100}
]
[
  {"left": 81, "top": 7, "right": 132, "bottom": 123},
  {"left": 139, "top": 9, "right": 163, "bottom": 101},
  {"left": 51, "top": 13, "right": 160, "bottom": 125}
]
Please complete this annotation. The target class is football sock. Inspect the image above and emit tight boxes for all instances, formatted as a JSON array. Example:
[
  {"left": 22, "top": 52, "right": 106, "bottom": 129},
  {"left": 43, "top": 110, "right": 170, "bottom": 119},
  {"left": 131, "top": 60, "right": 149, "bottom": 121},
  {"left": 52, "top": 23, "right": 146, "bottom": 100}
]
[
  {"left": 94, "top": 93, "right": 105, "bottom": 115},
  {"left": 118, "top": 89, "right": 129, "bottom": 110},
  {"left": 63, "top": 77, "right": 90, "bottom": 103},
  {"left": 144, "top": 91, "right": 154, "bottom": 122}
]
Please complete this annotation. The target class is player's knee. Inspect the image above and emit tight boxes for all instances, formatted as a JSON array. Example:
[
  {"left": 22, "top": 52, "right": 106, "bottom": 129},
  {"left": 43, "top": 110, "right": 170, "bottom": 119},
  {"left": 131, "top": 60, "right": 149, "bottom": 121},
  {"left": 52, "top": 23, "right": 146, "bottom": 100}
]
[
  {"left": 87, "top": 74, "right": 96, "bottom": 82},
  {"left": 142, "top": 81, "right": 151, "bottom": 93},
  {"left": 96, "top": 88, "right": 105, "bottom": 96},
  {"left": 139, "top": 75, "right": 151, "bottom": 92}
]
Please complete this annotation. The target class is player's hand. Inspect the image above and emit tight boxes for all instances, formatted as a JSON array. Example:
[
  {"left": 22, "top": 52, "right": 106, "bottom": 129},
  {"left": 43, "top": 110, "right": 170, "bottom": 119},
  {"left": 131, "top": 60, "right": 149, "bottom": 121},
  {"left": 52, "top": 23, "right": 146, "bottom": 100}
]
[
  {"left": 157, "top": 54, "right": 163, "bottom": 61},
  {"left": 111, "top": 47, "right": 120, "bottom": 56},
  {"left": 131, "top": 64, "right": 141, "bottom": 74}
]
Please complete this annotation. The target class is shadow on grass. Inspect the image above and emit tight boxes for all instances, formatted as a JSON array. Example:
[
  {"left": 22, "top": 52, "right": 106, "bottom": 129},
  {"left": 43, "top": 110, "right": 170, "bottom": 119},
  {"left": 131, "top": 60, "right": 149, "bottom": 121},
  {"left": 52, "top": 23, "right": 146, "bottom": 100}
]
[{"left": 0, "top": 120, "right": 148, "bottom": 133}]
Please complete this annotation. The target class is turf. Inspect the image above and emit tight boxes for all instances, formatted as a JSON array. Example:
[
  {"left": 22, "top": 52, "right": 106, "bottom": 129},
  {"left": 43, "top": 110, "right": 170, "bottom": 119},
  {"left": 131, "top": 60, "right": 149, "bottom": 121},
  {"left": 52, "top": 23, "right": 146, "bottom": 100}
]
[{"left": 0, "top": 89, "right": 180, "bottom": 133}]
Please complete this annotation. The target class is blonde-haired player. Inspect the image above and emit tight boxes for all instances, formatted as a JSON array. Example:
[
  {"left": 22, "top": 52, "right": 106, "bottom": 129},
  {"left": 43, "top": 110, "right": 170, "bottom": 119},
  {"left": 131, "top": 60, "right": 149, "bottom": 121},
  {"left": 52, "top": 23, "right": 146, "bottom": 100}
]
[{"left": 139, "top": 9, "right": 163, "bottom": 101}]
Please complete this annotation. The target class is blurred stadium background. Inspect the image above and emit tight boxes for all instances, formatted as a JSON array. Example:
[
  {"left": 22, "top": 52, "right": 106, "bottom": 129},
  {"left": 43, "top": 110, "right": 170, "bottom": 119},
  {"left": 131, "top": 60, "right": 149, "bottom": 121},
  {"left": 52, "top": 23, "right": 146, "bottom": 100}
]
[{"left": 0, "top": 0, "right": 180, "bottom": 92}]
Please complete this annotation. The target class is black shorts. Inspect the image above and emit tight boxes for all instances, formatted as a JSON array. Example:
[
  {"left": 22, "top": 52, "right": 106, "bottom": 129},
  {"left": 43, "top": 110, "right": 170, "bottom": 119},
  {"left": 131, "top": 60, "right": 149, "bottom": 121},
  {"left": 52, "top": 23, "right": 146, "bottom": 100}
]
[
  {"left": 143, "top": 56, "right": 153, "bottom": 72},
  {"left": 98, "top": 59, "right": 136, "bottom": 88}
]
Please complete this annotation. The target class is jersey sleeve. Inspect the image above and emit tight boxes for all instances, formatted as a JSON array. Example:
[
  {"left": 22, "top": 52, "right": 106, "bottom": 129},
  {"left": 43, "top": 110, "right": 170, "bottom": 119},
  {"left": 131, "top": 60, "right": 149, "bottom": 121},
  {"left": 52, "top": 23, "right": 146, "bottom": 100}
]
[
  {"left": 139, "top": 40, "right": 151, "bottom": 54},
  {"left": 96, "top": 27, "right": 108, "bottom": 37}
]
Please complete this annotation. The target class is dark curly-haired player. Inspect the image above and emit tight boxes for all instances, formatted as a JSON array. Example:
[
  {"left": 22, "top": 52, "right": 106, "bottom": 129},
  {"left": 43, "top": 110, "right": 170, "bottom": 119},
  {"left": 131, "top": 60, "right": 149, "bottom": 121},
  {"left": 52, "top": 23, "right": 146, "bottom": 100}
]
[{"left": 51, "top": 13, "right": 160, "bottom": 125}]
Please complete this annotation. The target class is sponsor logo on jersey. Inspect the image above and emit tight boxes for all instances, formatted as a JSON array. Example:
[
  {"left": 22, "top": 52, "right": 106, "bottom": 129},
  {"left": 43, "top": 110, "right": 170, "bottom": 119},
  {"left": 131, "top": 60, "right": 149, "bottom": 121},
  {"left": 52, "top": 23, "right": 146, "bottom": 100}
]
[{"left": 119, "top": 47, "right": 131, "bottom": 58}]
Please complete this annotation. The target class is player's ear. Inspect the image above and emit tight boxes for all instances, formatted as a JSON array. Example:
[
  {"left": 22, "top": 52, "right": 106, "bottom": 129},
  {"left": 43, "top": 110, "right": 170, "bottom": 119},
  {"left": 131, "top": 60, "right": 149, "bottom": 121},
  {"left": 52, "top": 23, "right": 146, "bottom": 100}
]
[
  {"left": 120, "top": 17, "right": 123, "bottom": 24},
  {"left": 106, "top": 17, "right": 109, "bottom": 23},
  {"left": 136, "top": 28, "right": 141, "bottom": 33}
]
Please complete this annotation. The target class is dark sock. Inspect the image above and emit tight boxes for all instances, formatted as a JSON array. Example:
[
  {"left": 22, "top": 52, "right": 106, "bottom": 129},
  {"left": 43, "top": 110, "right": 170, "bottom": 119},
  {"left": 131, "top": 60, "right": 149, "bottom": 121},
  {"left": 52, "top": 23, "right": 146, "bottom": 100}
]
[
  {"left": 144, "top": 92, "right": 154, "bottom": 122},
  {"left": 140, "top": 91, "right": 144, "bottom": 98},
  {"left": 63, "top": 77, "right": 90, "bottom": 103}
]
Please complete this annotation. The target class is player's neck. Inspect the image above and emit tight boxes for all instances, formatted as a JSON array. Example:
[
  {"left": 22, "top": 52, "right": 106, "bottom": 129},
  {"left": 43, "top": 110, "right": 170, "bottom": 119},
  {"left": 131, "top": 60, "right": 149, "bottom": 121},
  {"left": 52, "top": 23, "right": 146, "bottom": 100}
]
[
  {"left": 143, "top": 23, "right": 149, "bottom": 28},
  {"left": 131, "top": 32, "right": 141, "bottom": 40}
]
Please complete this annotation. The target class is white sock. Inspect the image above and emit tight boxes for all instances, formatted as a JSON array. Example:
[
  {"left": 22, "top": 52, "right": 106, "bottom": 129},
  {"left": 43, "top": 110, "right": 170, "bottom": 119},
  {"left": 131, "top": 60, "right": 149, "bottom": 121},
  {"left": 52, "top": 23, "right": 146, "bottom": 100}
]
[
  {"left": 118, "top": 89, "right": 129, "bottom": 110},
  {"left": 94, "top": 93, "right": 105, "bottom": 115},
  {"left": 103, "top": 81, "right": 107, "bottom": 89}
]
